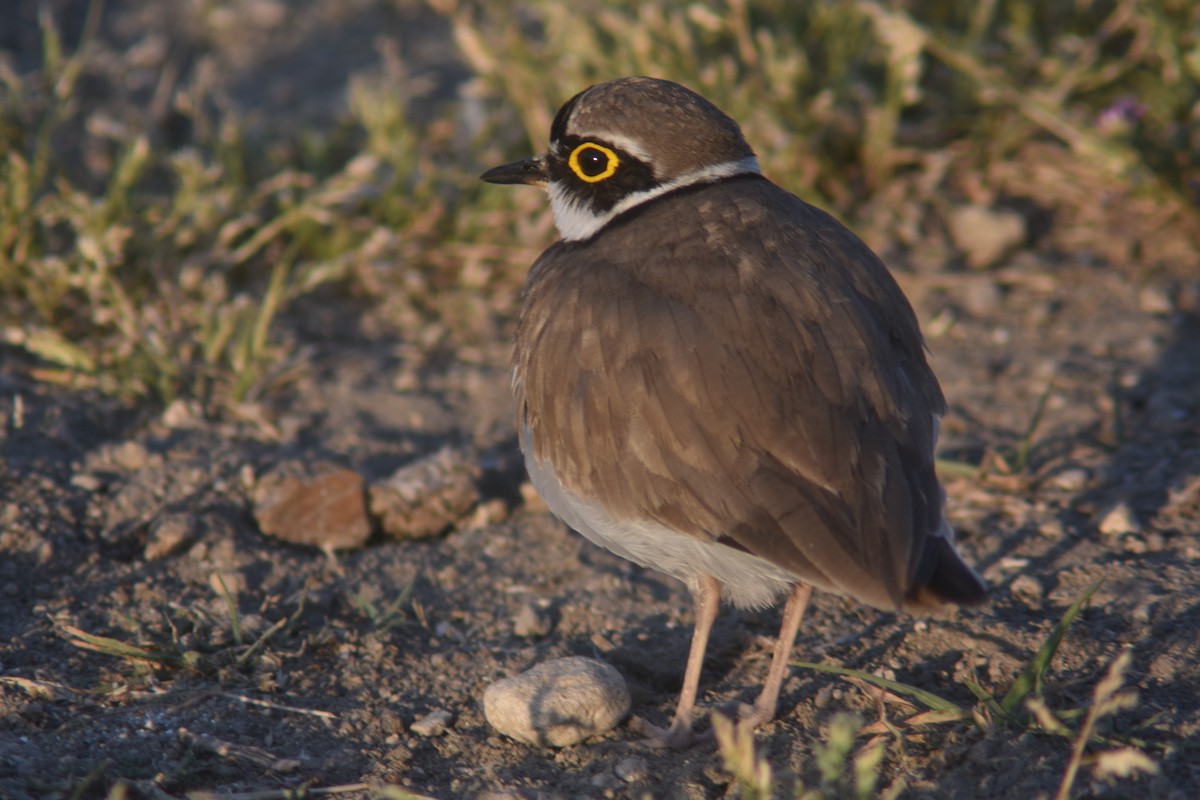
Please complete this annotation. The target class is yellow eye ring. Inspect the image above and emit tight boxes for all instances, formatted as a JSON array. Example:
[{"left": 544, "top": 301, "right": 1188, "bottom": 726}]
[{"left": 568, "top": 143, "right": 619, "bottom": 182}]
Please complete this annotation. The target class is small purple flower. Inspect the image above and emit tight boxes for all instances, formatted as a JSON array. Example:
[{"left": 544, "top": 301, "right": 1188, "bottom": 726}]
[{"left": 1097, "top": 96, "right": 1148, "bottom": 133}]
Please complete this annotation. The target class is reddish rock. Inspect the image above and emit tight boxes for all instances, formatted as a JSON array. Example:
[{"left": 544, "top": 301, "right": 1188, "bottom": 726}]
[
  {"left": 368, "top": 446, "right": 481, "bottom": 540},
  {"left": 254, "top": 463, "right": 371, "bottom": 552}
]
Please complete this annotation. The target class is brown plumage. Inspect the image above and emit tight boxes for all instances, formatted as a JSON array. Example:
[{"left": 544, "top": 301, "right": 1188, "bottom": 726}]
[{"left": 483, "top": 77, "right": 986, "bottom": 748}]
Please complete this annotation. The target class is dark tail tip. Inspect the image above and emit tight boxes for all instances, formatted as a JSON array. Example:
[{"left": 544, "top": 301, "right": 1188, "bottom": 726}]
[{"left": 906, "top": 535, "right": 988, "bottom": 611}]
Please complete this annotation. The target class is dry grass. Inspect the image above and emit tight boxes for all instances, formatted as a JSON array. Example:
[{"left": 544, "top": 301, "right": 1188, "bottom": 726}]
[
  {"left": 3, "top": 0, "right": 1197, "bottom": 412},
  {"left": 716, "top": 583, "right": 1158, "bottom": 798}
]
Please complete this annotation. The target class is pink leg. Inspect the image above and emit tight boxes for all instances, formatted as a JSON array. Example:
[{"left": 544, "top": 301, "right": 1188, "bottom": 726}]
[
  {"left": 633, "top": 574, "right": 721, "bottom": 748},
  {"left": 738, "top": 583, "right": 813, "bottom": 729}
]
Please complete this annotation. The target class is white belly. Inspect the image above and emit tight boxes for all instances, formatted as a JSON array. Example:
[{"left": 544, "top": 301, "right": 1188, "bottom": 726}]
[{"left": 521, "top": 426, "right": 797, "bottom": 609}]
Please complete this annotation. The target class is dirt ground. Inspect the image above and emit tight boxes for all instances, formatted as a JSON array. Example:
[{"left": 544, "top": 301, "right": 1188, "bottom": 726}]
[{"left": 2, "top": 2, "right": 1199, "bottom": 799}]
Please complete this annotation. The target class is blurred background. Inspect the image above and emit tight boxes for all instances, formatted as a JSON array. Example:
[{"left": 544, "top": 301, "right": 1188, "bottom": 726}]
[{"left": 2, "top": 0, "right": 1198, "bottom": 409}]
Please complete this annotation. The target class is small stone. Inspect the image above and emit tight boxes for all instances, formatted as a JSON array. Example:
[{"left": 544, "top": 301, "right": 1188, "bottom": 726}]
[
  {"left": 1098, "top": 502, "right": 1139, "bottom": 537},
  {"left": 380, "top": 709, "right": 406, "bottom": 736},
  {"left": 483, "top": 656, "right": 631, "bottom": 747},
  {"left": 161, "top": 399, "right": 203, "bottom": 429},
  {"left": 111, "top": 441, "right": 149, "bottom": 471},
  {"left": 1010, "top": 574, "right": 1043, "bottom": 608},
  {"left": 369, "top": 446, "right": 481, "bottom": 540},
  {"left": 947, "top": 204, "right": 1026, "bottom": 270},
  {"left": 1138, "top": 284, "right": 1173, "bottom": 315},
  {"left": 615, "top": 756, "right": 648, "bottom": 782},
  {"left": 254, "top": 462, "right": 371, "bottom": 552},
  {"left": 1122, "top": 537, "right": 1148, "bottom": 554},
  {"left": 410, "top": 709, "right": 453, "bottom": 737},
  {"left": 520, "top": 482, "right": 548, "bottom": 512},
  {"left": 209, "top": 570, "right": 245, "bottom": 597},
  {"left": 467, "top": 498, "right": 510, "bottom": 530},
  {"left": 144, "top": 512, "right": 197, "bottom": 560},
  {"left": 1049, "top": 469, "right": 1088, "bottom": 493},
  {"left": 1038, "top": 518, "right": 1065, "bottom": 540},
  {"left": 512, "top": 603, "right": 551, "bottom": 638},
  {"left": 70, "top": 473, "right": 104, "bottom": 492}
]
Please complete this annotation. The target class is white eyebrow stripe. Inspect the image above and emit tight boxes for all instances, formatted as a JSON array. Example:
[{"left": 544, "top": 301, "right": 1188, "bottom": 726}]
[
  {"left": 547, "top": 156, "right": 762, "bottom": 242},
  {"left": 567, "top": 129, "right": 654, "bottom": 164}
]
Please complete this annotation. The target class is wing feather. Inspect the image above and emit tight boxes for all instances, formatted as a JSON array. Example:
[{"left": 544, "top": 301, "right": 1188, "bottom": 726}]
[{"left": 515, "top": 177, "right": 947, "bottom": 610}]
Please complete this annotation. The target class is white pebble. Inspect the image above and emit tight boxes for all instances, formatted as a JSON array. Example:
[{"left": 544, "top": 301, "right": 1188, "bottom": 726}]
[
  {"left": 410, "top": 709, "right": 453, "bottom": 737},
  {"left": 512, "top": 603, "right": 551, "bottom": 638},
  {"left": 947, "top": 204, "right": 1026, "bottom": 269},
  {"left": 1049, "top": 469, "right": 1088, "bottom": 493},
  {"left": 483, "top": 656, "right": 630, "bottom": 747},
  {"left": 1099, "top": 501, "right": 1139, "bottom": 537}
]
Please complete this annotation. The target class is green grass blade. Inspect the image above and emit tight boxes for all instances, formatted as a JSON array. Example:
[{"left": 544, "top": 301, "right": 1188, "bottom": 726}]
[
  {"left": 60, "top": 625, "right": 187, "bottom": 668},
  {"left": 792, "top": 661, "right": 965, "bottom": 714},
  {"left": 1000, "top": 580, "right": 1102, "bottom": 716},
  {"left": 960, "top": 676, "right": 1005, "bottom": 717}
]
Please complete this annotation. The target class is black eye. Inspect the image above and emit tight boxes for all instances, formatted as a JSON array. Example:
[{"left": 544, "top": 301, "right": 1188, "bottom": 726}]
[
  {"left": 578, "top": 147, "right": 608, "bottom": 176},
  {"left": 568, "top": 142, "right": 619, "bottom": 182}
]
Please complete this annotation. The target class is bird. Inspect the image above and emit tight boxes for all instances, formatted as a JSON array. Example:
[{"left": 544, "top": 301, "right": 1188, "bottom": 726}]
[{"left": 481, "top": 76, "right": 987, "bottom": 749}]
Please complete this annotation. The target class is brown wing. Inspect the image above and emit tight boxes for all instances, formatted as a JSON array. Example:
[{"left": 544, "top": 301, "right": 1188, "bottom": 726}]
[{"left": 515, "top": 176, "right": 949, "bottom": 611}]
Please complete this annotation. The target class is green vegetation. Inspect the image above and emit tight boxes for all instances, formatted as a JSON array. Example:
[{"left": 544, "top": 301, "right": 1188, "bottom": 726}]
[
  {"left": 3, "top": 0, "right": 1197, "bottom": 411},
  {"left": 710, "top": 583, "right": 1157, "bottom": 798},
  {"left": 55, "top": 579, "right": 310, "bottom": 678},
  {"left": 716, "top": 710, "right": 895, "bottom": 799},
  {"left": 778, "top": 582, "right": 1160, "bottom": 799}
]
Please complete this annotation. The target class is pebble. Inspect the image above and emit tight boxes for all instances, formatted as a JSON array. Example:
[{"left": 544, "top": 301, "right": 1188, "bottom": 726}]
[
  {"left": 1138, "top": 284, "right": 1173, "bottom": 315},
  {"left": 160, "top": 398, "right": 203, "bottom": 429},
  {"left": 1038, "top": 518, "right": 1066, "bottom": 541},
  {"left": 519, "top": 481, "right": 548, "bottom": 512},
  {"left": 483, "top": 656, "right": 630, "bottom": 747},
  {"left": 512, "top": 603, "right": 551, "bottom": 638},
  {"left": 369, "top": 446, "right": 481, "bottom": 540},
  {"left": 1049, "top": 469, "right": 1088, "bottom": 493},
  {"left": 1122, "top": 537, "right": 1148, "bottom": 554},
  {"left": 111, "top": 441, "right": 149, "bottom": 471},
  {"left": 1098, "top": 501, "right": 1140, "bottom": 537},
  {"left": 410, "top": 709, "right": 453, "bottom": 737},
  {"left": 253, "top": 462, "right": 371, "bottom": 552},
  {"left": 144, "top": 512, "right": 197, "bottom": 560},
  {"left": 947, "top": 204, "right": 1026, "bottom": 270},
  {"left": 379, "top": 708, "right": 406, "bottom": 736},
  {"left": 69, "top": 473, "right": 104, "bottom": 492}
]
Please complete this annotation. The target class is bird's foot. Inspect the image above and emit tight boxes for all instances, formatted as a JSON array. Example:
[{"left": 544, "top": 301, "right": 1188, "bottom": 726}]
[
  {"left": 733, "top": 699, "right": 776, "bottom": 731},
  {"left": 629, "top": 715, "right": 707, "bottom": 749},
  {"left": 710, "top": 699, "right": 776, "bottom": 735}
]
